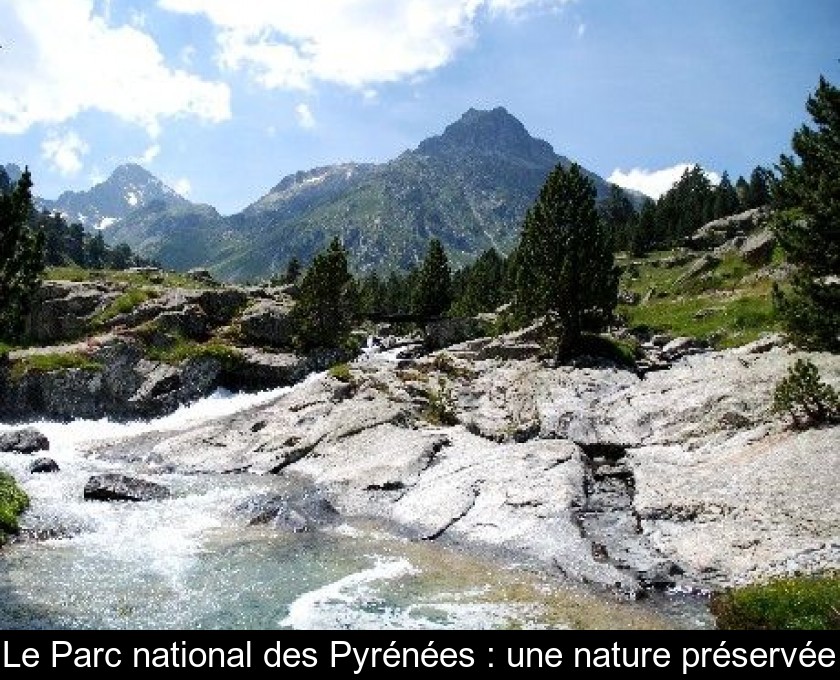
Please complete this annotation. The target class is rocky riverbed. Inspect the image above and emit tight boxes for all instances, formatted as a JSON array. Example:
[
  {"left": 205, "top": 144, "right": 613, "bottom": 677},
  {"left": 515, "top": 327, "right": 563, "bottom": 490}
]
[{"left": 74, "top": 331, "right": 839, "bottom": 600}]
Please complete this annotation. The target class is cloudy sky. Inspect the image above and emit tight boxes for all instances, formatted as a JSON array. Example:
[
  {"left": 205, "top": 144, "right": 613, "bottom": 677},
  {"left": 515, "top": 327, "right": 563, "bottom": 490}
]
[{"left": 1, "top": 0, "right": 838, "bottom": 213}]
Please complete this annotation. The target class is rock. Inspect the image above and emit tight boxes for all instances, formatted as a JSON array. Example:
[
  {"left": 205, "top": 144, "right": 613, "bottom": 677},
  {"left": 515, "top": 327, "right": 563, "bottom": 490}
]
[
  {"left": 25, "top": 281, "right": 119, "bottom": 344},
  {"left": 29, "top": 457, "right": 60, "bottom": 473},
  {"left": 687, "top": 207, "right": 769, "bottom": 250},
  {"left": 0, "top": 428, "right": 50, "bottom": 454},
  {"left": 153, "top": 303, "right": 209, "bottom": 340},
  {"left": 84, "top": 474, "right": 170, "bottom": 502},
  {"left": 739, "top": 227, "right": 776, "bottom": 266},
  {"left": 228, "top": 348, "right": 308, "bottom": 391},
  {"left": 235, "top": 491, "right": 339, "bottom": 532},
  {"left": 674, "top": 255, "right": 721, "bottom": 286},
  {"left": 238, "top": 298, "right": 295, "bottom": 348},
  {"left": 617, "top": 290, "right": 641, "bottom": 305},
  {"left": 186, "top": 268, "right": 217, "bottom": 286},
  {"left": 661, "top": 336, "right": 707, "bottom": 361}
]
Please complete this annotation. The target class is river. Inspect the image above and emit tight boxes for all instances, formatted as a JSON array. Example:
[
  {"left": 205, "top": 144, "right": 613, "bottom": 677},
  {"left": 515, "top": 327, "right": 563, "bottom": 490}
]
[{"left": 0, "top": 381, "right": 715, "bottom": 630}]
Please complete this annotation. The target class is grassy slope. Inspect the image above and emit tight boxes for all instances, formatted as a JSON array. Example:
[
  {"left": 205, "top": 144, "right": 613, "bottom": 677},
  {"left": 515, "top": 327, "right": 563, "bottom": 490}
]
[{"left": 617, "top": 249, "right": 782, "bottom": 348}]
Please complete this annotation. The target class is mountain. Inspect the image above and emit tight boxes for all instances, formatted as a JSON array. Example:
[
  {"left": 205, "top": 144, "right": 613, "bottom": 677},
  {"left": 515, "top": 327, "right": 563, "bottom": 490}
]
[
  {"left": 41, "top": 108, "right": 638, "bottom": 280},
  {"left": 208, "top": 106, "right": 631, "bottom": 279},
  {"left": 39, "top": 163, "right": 189, "bottom": 230}
]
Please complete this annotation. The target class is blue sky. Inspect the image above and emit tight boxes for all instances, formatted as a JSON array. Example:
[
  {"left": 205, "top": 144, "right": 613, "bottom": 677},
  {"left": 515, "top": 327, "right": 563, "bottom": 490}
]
[{"left": 1, "top": 0, "right": 838, "bottom": 214}]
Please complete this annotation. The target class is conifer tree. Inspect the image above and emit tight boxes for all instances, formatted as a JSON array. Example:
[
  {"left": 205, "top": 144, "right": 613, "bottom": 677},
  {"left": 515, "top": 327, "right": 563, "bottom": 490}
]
[
  {"left": 291, "top": 238, "right": 358, "bottom": 351},
  {"left": 772, "top": 75, "right": 840, "bottom": 351},
  {"left": 413, "top": 238, "right": 452, "bottom": 318},
  {"left": 514, "top": 163, "right": 618, "bottom": 358},
  {"left": 713, "top": 171, "right": 740, "bottom": 218},
  {"left": 0, "top": 168, "right": 44, "bottom": 341}
]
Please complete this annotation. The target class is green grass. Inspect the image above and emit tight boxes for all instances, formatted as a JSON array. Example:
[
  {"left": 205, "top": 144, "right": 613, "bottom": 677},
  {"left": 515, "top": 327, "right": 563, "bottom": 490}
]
[
  {"left": 45, "top": 266, "right": 204, "bottom": 289},
  {"left": 10, "top": 352, "right": 102, "bottom": 380},
  {"left": 145, "top": 337, "right": 243, "bottom": 368},
  {"left": 711, "top": 574, "right": 840, "bottom": 629},
  {"left": 92, "top": 288, "right": 157, "bottom": 326},
  {"left": 619, "top": 248, "right": 781, "bottom": 349},
  {"left": 0, "top": 471, "right": 29, "bottom": 546}
]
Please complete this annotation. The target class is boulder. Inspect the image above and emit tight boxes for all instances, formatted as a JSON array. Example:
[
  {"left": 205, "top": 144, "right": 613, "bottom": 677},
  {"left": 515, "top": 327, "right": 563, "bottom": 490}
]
[
  {"left": 687, "top": 207, "right": 769, "bottom": 250},
  {"left": 673, "top": 255, "right": 721, "bottom": 286},
  {"left": 226, "top": 348, "right": 308, "bottom": 391},
  {"left": 660, "top": 336, "right": 708, "bottom": 361},
  {"left": 238, "top": 299, "right": 295, "bottom": 348},
  {"left": 739, "top": 227, "right": 776, "bottom": 266},
  {"left": 234, "top": 491, "right": 339, "bottom": 532},
  {"left": 0, "top": 428, "right": 50, "bottom": 454},
  {"left": 25, "top": 281, "right": 118, "bottom": 344},
  {"left": 84, "top": 474, "right": 170, "bottom": 502},
  {"left": 30, "top": 457, "right": 60, "bottom": 473}
]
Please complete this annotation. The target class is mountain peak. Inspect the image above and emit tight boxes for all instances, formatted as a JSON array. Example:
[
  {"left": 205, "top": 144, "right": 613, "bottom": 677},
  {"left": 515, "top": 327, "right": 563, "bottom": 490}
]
[{"left": 416, "top": 107, "right": 557, "bottom": 167}]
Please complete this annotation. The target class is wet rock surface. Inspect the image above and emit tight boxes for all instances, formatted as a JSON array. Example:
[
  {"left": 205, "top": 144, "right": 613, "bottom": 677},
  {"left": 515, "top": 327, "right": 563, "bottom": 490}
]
[{"left": 83, "top": 473, "right": 171, "bottom": 502}]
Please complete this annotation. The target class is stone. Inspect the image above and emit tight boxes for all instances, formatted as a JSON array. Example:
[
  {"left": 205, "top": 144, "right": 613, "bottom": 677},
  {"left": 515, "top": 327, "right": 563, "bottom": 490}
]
[
  {"left": 0, "top": 428, "right": 50, "bottom": 454},
  {"left": 238, "top": 299, "right": 295, "bottom": 348},
  {"left": 84, "top": 473, "right": 170, "bottom": 502},
  {"left": 739, "top": 227, "right": 776, "bottom": 266},
  {"left": 30, "top": 457, "right": 60, "bottom": 473}
]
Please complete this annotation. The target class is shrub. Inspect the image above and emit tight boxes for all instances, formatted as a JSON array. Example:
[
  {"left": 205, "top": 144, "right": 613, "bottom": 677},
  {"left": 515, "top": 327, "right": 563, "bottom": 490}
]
[
  {"left": 328, "top": 363, "right": 353, "bottom": 383},
  {"left": 423, "top": 377, "right": 458, "bottom": 426},
  {"left": 0, "top": 471, "right": 29, "bottom": 546},
  {"left": 772, "top": 359, "right": 840, "bottom": 428},
  {"left": 711, "top": 573, "right": 840, "bottom": 630}
]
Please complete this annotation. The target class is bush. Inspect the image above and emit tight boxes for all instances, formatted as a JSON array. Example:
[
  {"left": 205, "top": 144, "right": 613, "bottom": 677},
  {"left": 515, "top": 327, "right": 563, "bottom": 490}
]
[
  {"left": 772, "top": 359, "right": 840, "bottom": 428},
  {"left": 328, "top": 363, "right": 353, "bottom": 383},
  {"left": 423, "top": 378, "right": 458, "bottom": 426},
  {"left": 711, "top": 573, "right": 840, "bottom": 629},
  {"left": 0, "top": 471, "right": 29, "bottom": 546}
]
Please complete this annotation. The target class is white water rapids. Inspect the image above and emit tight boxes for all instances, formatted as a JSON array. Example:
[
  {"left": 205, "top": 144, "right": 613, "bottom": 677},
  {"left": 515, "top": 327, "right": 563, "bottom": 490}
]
[{"left": 0, "top": 380, "right": 713, "bottom": 630}]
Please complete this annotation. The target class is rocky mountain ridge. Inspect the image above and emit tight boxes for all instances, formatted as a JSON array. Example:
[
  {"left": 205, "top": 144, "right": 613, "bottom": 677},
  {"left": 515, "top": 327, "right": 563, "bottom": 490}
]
[{"left": 15, "top": 108, "right": 641, "bottom": 280}]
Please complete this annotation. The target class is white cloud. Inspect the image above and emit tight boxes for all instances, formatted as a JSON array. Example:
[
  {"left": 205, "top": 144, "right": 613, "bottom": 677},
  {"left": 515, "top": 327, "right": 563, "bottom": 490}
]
[
  {"left": 172, "top": 177, "right": 192, "bottom": 197},
  {"left": 41, "top": 131, "right": 90, "bottom": 175},
  {"left": 608, "top": 164, "right": 722, "bottom": 200},
  {"left": 295, "top": 103, "right": 316, "bottom": 130},
  {"left": 132, "top": 144, "right": 161, "bottom": 165},
  {"left": 577, "top": 22, "right": 586, "bottom": 37},
  {"left": 158, "top": 0, "right": 573, "bottom": 90},
  {"left": 0, "top": 0, "right": 231, "bottom": 136}
]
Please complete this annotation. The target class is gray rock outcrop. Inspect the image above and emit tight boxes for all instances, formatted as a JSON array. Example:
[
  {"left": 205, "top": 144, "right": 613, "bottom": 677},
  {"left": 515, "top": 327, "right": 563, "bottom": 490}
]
[{"left": 82, "top": 332, "right": 840, "bottom": 596}]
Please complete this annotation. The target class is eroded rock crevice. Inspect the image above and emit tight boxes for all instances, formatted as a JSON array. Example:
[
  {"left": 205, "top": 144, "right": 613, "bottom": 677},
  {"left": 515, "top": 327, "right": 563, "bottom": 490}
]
[{"left": 577, "top": 443, "right": 684, "bottom": 591}]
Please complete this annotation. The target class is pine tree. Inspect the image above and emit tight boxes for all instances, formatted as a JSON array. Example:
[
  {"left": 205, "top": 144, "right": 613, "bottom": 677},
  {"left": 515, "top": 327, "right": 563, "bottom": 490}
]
[
  {"left": 713, "top": 171, "right": 741, "bottom": 218},
  {"left": 0, "top": 168, "right": 45, "bottom": 342},
  {"left": 599, "top": 184, "right": 638, "bottom": 251},
  {"left": 291, "top": 238, "right": 358, "bottom": 351},
  {"left": 413, "top": 238, "right": 452, "bottom": 318},
  {"left": 514, "top": 163, "right": 618, "bottom": 358},
  {"left": 747, "top": 165, "right": 772, "bottom": 208},
  {"left": 772, "top": 75, "right": 840, "bottom": 351}
]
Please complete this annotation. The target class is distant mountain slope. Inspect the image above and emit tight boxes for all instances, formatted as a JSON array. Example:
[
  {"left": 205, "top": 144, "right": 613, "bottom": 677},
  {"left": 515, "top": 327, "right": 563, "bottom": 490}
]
[
  {"left": 40, "top": 163, "right": 189, "bottom": 230},
  {"left": 211, "top": 106, "right": 629, "bottom": 280},
  {"left": 23, "top": 108, "right": 639, "bottom": 280}
]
